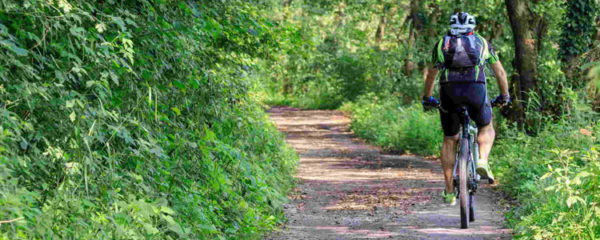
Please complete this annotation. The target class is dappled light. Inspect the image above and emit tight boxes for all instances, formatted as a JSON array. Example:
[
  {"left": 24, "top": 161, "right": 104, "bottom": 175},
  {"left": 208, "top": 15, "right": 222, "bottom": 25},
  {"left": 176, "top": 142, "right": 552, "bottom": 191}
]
[{"left": 267, "top": 108, "right": 510, "bottom": 240}]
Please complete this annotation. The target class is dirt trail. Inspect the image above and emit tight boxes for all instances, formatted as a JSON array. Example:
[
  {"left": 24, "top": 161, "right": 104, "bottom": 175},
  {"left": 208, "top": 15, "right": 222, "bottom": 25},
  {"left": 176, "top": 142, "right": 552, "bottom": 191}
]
[{"left": 266, "top": 107, "right": 512, "bottom": 240}]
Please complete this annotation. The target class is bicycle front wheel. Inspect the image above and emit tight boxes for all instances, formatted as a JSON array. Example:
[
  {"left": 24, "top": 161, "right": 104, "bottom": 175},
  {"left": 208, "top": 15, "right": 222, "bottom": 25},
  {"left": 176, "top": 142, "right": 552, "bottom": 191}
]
[{"left": 459, "top": 137, "right": 470, "bottom": 229}]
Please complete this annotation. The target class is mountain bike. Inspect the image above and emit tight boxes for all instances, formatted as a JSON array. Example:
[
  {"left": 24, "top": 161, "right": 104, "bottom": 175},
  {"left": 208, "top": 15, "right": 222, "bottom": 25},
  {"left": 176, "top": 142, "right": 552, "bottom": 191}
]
[
  {"left": 452, "top": 106, "right": 479, "bottom": 229},
  {"left": 439, "top": 102, "right": 498, "bottom": 229}
]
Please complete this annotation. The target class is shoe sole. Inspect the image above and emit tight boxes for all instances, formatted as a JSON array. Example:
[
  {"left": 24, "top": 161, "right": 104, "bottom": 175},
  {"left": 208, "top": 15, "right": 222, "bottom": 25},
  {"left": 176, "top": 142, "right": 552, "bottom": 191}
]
[
  {"left": 444, "top": 198, "right": 456, "bottom": 205},
  {"left": 443, "top": 192, "right": 457, "bottom": 205},
  {"left": 476, "top": 167, "right": 495, "bottom": 184}
]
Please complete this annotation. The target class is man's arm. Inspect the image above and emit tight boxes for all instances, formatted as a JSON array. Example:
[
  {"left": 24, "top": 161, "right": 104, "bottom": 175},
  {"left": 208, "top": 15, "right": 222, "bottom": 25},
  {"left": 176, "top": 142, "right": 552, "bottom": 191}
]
[
  {"left": 489, "top": 61, "right": 509, "bottom": 96},
  {"left": 423, "top": 65, "right": 439, "bottom": 98}
]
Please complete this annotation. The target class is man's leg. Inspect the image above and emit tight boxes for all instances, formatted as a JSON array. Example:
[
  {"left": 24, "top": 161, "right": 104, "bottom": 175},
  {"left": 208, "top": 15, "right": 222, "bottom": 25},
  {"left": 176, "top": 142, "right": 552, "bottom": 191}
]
[
  {"left": 441, "top": 134, "right": 459, "bottom": 193},
  {"left": 477, "top": 122, "right": 495, "bottom": 162},
  {"left": 465, "top": 82, "right": 494, "bottom": 181},
  {"left": 438, "top": 84, "right": 459, "bottom": 202},
  {"left": 476, "top": 121, "right": 495, "bottom": 182}
]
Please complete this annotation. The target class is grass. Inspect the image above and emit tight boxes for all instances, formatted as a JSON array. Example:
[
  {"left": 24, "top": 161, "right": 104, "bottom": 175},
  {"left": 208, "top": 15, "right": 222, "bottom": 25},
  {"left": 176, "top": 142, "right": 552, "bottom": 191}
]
[
  {"left": 491, "top": 118, "right": 600, "bottom": 239},
  {"left": 341, "top": 94, "right": 442, "bottom": 156}
]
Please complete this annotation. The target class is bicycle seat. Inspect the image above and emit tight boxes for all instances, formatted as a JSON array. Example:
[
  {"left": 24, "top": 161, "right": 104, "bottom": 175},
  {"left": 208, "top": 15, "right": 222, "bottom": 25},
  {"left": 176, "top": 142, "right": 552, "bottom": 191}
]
[{"left": 452, "top": 106, "right": 469, "bottom": 117}]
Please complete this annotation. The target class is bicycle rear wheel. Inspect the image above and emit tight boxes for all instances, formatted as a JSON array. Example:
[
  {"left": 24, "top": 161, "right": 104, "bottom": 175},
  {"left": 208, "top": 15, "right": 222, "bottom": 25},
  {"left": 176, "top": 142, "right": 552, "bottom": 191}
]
[
  {"left": 459, "top": 138, "right": 469, "bottom": 229},
  {"left": 470, "top": 141, "right": 478, "bottom": 222},
  {"left": 469, "top": 193, "right": 476, "bottom": 222}
]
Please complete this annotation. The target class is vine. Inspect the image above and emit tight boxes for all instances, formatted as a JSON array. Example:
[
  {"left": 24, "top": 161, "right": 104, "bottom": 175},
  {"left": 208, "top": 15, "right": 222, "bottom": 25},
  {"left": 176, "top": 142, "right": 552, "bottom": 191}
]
[{"left": 559, "top": 0, "right": 598, "bottom": 63}]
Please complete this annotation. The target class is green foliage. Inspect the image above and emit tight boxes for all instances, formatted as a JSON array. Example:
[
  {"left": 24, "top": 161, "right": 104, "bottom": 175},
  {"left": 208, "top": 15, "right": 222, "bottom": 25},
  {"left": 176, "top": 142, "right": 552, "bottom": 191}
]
[
  {"left": 258, "top": 0, "right": 521, "bottom": 110},
  {"left": 2, "top": 0, "right": 599, "bottom": 238},
  {"left": 492, "top": 107, "right": 600, "bottom": 239},
  {"left": 342, "top": 95, "right": 442, "bottom": 156},
  {"left": 560, "top": 0, "right": 598, "bottom": 64},
  {"left": 257, "top": 0, "right": 428, "bottom": 109},
  {"left": 0, "top": 0, "right": 297, "bottom": 239}
]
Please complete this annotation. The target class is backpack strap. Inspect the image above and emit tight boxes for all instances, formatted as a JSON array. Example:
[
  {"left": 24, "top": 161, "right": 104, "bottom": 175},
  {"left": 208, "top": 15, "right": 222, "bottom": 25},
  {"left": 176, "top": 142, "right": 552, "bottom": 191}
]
[
  {"left": 474, "top": 33, "right": 489, "bottom": 66},
  {"left": 475, "top": 33, "right": 490, "bottom": 82},
  {"left": 436, "top": 38, "right": 445, "bottom": 64},
  {"left": 437, "top": 37, "right": 449, "bottom": 83}
]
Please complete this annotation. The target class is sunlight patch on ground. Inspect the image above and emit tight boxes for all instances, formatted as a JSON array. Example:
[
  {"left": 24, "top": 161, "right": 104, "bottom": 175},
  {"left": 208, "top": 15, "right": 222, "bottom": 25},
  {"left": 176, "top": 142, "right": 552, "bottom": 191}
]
[
  {"left": 295, "top": 156, "right": 441, "bottom": 182},
  {"left": 322, "top": 186, "right": 433, "bottom": 211},
  {"left": 414, "top": 226, "right": 513, "bottom": 235},
  {"left": 314, "top": 226, "right": 399, "bottom": 239}
]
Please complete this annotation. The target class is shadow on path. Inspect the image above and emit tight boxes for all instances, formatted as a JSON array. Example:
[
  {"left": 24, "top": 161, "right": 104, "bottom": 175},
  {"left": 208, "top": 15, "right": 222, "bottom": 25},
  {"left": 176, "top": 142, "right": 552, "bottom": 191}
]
[{"left": 266, "top": 107, "right": 512, "bottom": 240}]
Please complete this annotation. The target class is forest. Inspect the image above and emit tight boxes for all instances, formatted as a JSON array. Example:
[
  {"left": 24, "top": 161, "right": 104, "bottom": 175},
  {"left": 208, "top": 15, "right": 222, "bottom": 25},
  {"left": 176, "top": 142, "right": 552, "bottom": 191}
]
[{"left": 0, "top": 0, "right": 599, "bottom": 239}]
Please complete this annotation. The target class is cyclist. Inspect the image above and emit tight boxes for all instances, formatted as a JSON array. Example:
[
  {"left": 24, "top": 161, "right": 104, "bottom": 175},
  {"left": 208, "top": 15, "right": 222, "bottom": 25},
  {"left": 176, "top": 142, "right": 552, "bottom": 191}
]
[{"left": 421, "top": 12, "right": 510, "bottom": 205}]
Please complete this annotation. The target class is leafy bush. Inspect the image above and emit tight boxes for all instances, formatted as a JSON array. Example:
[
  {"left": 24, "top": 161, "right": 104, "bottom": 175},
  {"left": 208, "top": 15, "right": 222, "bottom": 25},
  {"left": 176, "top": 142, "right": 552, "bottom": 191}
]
[
  {"left": 342, "top": 94, "right": 442, "bottom": 155},
  {"left": 491, "top": 110, "right": 600, "bottom": 239},
  {"left": 0, "top": 1, "right": 297, "bottom": 239},
  {"left": 256, "top": 0, "right": 427, "bottom": 110},
  {"left": 509, "top": 147, "right": 600, "bottom": 239}
]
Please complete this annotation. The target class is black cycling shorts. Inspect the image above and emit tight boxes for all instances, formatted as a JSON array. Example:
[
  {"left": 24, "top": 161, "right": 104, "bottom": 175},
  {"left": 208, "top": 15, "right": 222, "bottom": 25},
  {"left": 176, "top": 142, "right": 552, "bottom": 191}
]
[{"left": 439, "top": 83, "right": 492, "bottom": 136}]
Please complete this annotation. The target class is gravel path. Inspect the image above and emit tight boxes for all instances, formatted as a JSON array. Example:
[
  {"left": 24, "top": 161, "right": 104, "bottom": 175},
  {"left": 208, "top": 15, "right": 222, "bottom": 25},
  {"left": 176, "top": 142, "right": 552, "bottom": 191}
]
[{"left": 266, "top": 107, "right": 512, "bottom": 240}]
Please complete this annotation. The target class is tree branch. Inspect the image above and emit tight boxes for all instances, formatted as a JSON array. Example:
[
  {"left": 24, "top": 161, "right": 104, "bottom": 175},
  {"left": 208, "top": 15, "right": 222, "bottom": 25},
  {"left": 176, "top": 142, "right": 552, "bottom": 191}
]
[{"left": 0, "top": 217, "right": 23, "bottom": 224}]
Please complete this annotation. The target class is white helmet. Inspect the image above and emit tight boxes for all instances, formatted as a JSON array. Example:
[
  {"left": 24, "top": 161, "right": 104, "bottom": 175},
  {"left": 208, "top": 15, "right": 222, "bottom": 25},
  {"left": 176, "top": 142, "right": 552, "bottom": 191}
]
[{"left": 449, "top": 12, "right": 476, "bottom": 36}]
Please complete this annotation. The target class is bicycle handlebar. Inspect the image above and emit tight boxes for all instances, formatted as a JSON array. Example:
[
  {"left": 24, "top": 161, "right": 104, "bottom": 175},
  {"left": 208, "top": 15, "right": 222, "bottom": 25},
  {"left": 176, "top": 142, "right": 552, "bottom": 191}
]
[
  {"left": 430, "top": 99, "right": 505, "bottom": 114},
  {"left": 490, "top": 99, "right": 508, "bottom": 108}
]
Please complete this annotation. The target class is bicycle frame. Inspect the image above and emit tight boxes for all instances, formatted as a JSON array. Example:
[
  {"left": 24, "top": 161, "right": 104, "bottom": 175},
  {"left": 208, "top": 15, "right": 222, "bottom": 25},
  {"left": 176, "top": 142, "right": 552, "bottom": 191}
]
[
  {"left": 452, "top": 107, "right": 479, "bottom": 194},
  {"left": 434, "top": 99, "right": 501, "bottom": 228},
  {"left": 450, "top": 107, "right": 480, "bottom": 228}
]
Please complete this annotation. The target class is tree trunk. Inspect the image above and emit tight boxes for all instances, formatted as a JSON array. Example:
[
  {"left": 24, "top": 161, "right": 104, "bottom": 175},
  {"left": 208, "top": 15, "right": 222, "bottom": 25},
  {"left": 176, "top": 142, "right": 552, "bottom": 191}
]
[
  {"left": 596, "top": 17, "right": 600, "bottom": 41},
  {"left": 504, "top": 0, "right": 548, "bottom": 124},
  {"left": 282, "top": 0, "right": 292, "bottom": 7},
  {"left": 331, "top": 1, "right": 346, "bottom": 47},
  {"left": 560, "top": 0, "right": 598, "bottom": 89},
  {"left": 375, "top": 14, "right": 386, "bottom": 45},
  {"left": 405, "top": 27, "right": 416, "bottom": 75},
  {"left": 375, "top": 2, "right": 389, "bottom": 46},
  {"left": 404, "top": 0, "right": 422, "bottom": 75}
]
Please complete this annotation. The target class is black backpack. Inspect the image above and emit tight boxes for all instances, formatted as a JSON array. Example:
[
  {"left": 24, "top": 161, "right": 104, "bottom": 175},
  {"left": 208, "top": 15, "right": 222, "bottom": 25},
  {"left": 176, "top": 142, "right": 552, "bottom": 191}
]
[{"left": 435, "top": 33, "right": 490, "bottom": 83}]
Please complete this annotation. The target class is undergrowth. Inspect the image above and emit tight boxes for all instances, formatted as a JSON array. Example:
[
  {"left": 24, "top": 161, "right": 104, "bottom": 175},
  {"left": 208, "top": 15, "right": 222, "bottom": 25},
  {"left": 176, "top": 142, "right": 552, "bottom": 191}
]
[
  {"left": 492, "top": 112, "right": 600, "bottom": 239},
  {"left": 341, "top": 94, "right": 442, "bottom": 156},
  {"left": 0, "top": 1, "right": 297, "bottom": 239}
]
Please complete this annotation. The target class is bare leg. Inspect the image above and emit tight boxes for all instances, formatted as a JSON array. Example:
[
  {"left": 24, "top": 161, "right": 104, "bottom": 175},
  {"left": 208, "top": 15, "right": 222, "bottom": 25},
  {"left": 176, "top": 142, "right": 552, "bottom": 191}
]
[
  {"left": 441, "top": 134, "right": 459, "bottom": 193},
  {"left": 477, "top": 122, "right": 495, "bottom": 162}
]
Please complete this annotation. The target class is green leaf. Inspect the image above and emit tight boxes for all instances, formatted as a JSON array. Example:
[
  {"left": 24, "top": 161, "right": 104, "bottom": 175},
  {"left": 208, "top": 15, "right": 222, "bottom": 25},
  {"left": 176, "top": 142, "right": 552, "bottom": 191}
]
[
  {"left": 95, "top": 23, "right": 106, "bottom": 33},
  {"left": 572, "top": 171, "right": 591, "bottom": 185},
  {"left": 168, "top": 223, "right": 185, "bottom": 236},
  {"left": 19, "top": 140, "right": 28, "bottom": 150},
  {"left": 172, "top": 107, "right": 181, "bottom": 116},
  {"left": 160, "top": 206, "right": 176, "bottom": 215},
  {"left": 69, "top": 27, "right": 85, "bottom": 37},
  {"left": 540, "top": 172, "right": 553, "bottom": 180},
  {"left": 197, "top": 224, "right": 217, "bottom": 232},
  {"left": 566, "top": 196, "right": 584, "bottom": 207},
  {"left": 112, "top": 17, "right": 126, "bottom": 31},
  {"left": 66, "top": 100, "right": 75, "bottom": 108},
  {"left": 580, "top": 61, "right": 598, "bottom": 71},
  {"left": 69, "top": 112, "right": 76, "bottom": 122},
  {"left": 143, "top": 223, "right": 159, "bottom": 234},
  {"left": 86, "top": 81, "right": 97, "bottom": 88},
  {"left": 81, "top": 199, "right": 97, "bottom": 208},
  {"left": 1, "top": 40, "right": 28, "bottom": 56}
]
